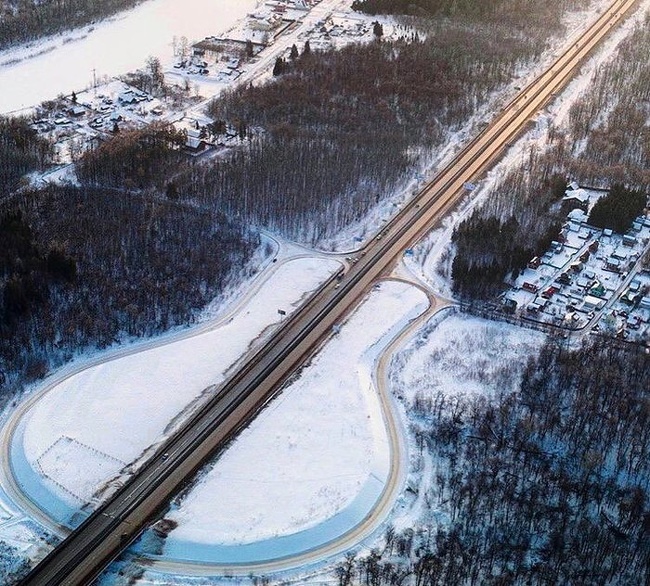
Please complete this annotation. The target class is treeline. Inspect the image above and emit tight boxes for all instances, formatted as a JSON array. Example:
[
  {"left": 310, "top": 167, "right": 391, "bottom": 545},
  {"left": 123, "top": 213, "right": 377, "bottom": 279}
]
[
  {"left": 451, "top": 213, "right": 561, "bottom": 299},
  {"left": 1, "top": 210, "right": 76, "bottom": 328},
  {"left": 0, "top": 0, "right": 147, "bottom": 49},
  {"left": 352, "top": 0, "right": 591, "bottom": 26},
  {"left": 0, "top": 541, "right": 30, "bottom": 584},
  {"left": 76, "top": 122, "right": 186, "bottom": 189},
  {"left": 451, "top": 172, "right": 566, "bottom": 298},
  {"left": 0, "top": 116, "right": 52, "bottom": 193},
  {"left": 337, "top": 339, "right": 650, "bottom": 585},
  {"left": 588, "top": 183, "right": 647, "bottom": 234},
  {"left": 0, "top": 185, "right": 259, "bottom": 403},
  {"left": 172, "top": 1, "right": 586, "bottom": 244}
]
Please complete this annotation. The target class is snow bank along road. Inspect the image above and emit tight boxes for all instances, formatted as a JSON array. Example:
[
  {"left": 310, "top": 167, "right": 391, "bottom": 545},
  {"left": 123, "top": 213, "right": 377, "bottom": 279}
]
[{"left": 19, "top": 1, "right": 640, "bottom": 584}]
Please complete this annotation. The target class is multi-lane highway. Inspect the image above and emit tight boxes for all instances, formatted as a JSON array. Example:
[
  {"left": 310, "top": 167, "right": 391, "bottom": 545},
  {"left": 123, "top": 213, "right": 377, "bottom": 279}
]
[{"left": 19, "top": 0, "right": 639, "bottom": 583}]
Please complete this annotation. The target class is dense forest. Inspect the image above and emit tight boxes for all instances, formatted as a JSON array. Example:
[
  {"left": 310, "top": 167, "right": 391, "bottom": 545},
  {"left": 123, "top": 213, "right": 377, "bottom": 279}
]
[
  {"left": 0, "top": 185, "right": 259, "bottom": 403},
  {"left": 449, "top": 13, "right": 650, "bottom": 300},
  {"left": 351, "top": 0, "right": 588, "bottom": 25},
  {"left": 337, "top": 339, "right": 650, "bottom": 585},
  {"left": 0, "top": 107, "right": 261, "bottom": 405},
  {"left": 0, "top": 0, "right": 146, "bottom": 49},
  {"left": 588, "top": 183, "right": 647, "bottom": 234},
  {"left": 76, "top": 122, "right": 187, "bottom": 189},
  {"left": 0, "top": 115, "right": 52, "bottom": 191},
  {"left": 0, "top": 184, "right": 260, "bottom": 403},
  {"left": 451, "top": 173, "right": 566, "bottom": 298},
  {"left": 162, "top": 0, "right": 593, "bottom": 245}
]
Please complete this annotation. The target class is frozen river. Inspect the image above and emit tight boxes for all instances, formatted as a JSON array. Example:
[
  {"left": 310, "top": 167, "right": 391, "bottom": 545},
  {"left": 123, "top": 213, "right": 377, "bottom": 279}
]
[{"left": 0, "top": 0, "right": 257, "bottom": 114}]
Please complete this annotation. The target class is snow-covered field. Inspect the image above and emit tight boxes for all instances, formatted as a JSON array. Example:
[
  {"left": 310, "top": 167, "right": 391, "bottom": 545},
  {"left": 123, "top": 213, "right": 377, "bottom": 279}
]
[
  {"left": 0, "top": 0, "right": 257, "bottom": 114},
  {"left": 154, "top": 280, "right": 428, "bottom": 563},
  {"left": 393, "top": 312, "right": 546, "bottom": 404},
  {"left": 387, "top": 312, "right": 547, "bottom": 537},
  {"left": 9, "top": 257, "right": 340, "bottom": 527}
]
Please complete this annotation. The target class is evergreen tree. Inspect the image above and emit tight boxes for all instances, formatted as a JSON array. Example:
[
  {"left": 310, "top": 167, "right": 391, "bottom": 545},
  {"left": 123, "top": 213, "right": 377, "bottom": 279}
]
[
  {"left": 272, "top": 57, "right": 286, "bottom": 76},
  {"left": 588, "top": 183, "right": 646, "bottom": 233}
]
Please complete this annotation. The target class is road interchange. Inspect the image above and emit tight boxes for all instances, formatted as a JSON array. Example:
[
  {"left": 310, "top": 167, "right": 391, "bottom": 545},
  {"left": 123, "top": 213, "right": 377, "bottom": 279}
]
[{"left": 18, "top": 0, "right": 640, "bottom": 583}]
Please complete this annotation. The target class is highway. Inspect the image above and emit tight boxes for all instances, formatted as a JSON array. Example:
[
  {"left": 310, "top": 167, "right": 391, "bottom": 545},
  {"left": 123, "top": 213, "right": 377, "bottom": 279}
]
[{"left": 19, "top": 0, "right": 639, "bottom": 583}]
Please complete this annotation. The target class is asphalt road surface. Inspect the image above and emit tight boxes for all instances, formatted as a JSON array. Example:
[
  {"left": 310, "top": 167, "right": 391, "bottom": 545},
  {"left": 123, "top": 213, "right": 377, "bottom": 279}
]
[{"left": 19, "top": 1, "right": 639, "bottom": 583}]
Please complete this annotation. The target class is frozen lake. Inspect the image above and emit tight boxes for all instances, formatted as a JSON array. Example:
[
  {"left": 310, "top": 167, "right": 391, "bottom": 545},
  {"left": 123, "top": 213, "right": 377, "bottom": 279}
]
[{"left": 0, "top": 0, "right": 257, "bottom": 114}]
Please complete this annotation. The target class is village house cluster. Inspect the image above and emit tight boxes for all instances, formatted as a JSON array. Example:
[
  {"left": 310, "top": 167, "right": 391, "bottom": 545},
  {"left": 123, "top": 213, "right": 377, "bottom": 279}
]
[
  {"left": 30, "top": 80, "right": 169, "bottom": 163},
  {"left": 504, "top": 184, "right": 650, "bottom": 342},
  {"left": 25, "top": 0, "right": 386, "bottom": 167}
]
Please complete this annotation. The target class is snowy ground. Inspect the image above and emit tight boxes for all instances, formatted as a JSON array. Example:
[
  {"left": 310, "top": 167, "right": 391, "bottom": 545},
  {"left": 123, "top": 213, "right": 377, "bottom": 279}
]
[
  {"left": 387, "top": 312, "right": 547, "bottom": 536},
  {"left": 9, "top": 257, "right": 341, "bottom": 528},
  {"left": 2, "top": 0, "right": 648, "bottom": 582},
  {"left": 392, "top": 312, "right": 546, "bottom": 404},
  {"left": 151, "top": 280, "right": 428, "bottom": 564},
  {"left": 115, "top": 309, "right": 544, "bottom": 585}
]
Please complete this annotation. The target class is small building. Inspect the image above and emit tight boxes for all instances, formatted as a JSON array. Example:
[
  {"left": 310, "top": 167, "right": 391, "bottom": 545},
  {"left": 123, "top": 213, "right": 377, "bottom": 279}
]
[
  {"left": 541, "top": 285, "right": 559, "bottom": 299},
  {"left": 522, "top": 282, "right": 538, "bottom": 293},
  {"left": 623, "top": 234, "right": 637, "bottom": 247},
  {"left": 68, "top": 105, "right": 86, "bottom": 117},
  {"left": 606, "top": 257, "right": 621, "bottom": 272},
  {"left": 534, "top": 296, "right": 549, "bottom": 309},
  {"left": 570, "top": 261, "right": 583, "bottom": 274},
  {"left": 629, "top": 280, "right": 642, "bottom": 293},
  {"left": 567, "top": 208, "right": 588, "bottom": 224},
  {"left": 576, "top": 276, "right": 591, "bottom": 290},
  {"left": 502, "top": 298, "right": 517, "bottom": 314},
  {"left": 583, "top": 295, "right": 604, "bottom": 311},
  {"left": 118, "top": 92, "right": 138, "bottom": 105},
  {"left": 184, "top": 136, "right": 208, "bottom": 153},
  {"left": 562, "top": 186, "right": 590, "bottom": 211},
  {"left": 620, "top": 289, "right": 638, "bottom": 305},
  {"left": 627, "top": 316, "right": 641, "bottom": 330},
  {"left": 527, "top": 301, "right": 542, "bottom": 314},
  {"left": 527, "top": 256, "right": 541, "bottom": 269},
  {"left": 590, "top": 282, "right": 606, "bottom": 298}
]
